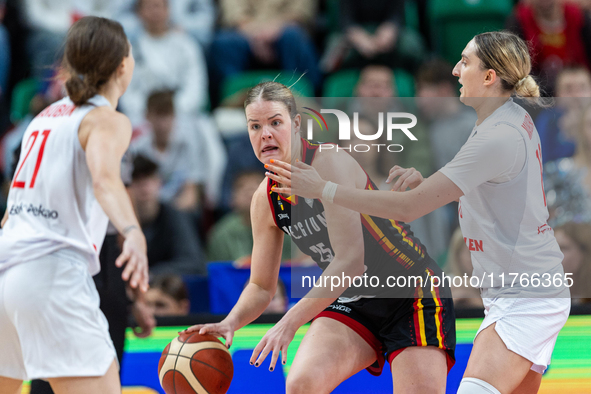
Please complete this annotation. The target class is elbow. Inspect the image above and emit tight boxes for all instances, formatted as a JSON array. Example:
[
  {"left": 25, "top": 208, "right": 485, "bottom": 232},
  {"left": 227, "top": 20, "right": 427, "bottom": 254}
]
[{"left": 92, "top": 176, "right": 119, "bottom": 198}]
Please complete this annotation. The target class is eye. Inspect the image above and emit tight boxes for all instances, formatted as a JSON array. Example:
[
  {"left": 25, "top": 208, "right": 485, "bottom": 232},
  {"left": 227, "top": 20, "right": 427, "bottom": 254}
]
[
  {"left": 250, "top": 123, "right": 260, "bottom": 130},
  {"left": 272, "top": 120, "right": 281, "bottom": 126}
]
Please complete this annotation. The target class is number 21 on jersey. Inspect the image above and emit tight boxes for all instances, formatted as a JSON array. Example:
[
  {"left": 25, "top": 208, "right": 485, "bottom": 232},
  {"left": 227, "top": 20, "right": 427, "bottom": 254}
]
[{"left": 12, "top": 129, "right": 52, "bottom": 189}]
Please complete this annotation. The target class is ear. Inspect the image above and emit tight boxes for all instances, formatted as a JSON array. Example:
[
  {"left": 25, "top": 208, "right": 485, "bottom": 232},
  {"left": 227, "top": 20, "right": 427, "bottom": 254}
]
[
  {"left": 483, "top": 69, "right": 498, "bottom": 87},
  {"left": 293, "top": 113, "right": 301, "bottom": 133}
]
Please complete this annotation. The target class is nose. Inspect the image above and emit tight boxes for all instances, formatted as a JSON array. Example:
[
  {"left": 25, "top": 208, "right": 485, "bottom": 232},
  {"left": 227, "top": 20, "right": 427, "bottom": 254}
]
[
  {"left": 452, "top": 61, "right": 460, "bottom": 77},
  {"left": 261, "top": 125, "right": 273, "bottom": 139}
]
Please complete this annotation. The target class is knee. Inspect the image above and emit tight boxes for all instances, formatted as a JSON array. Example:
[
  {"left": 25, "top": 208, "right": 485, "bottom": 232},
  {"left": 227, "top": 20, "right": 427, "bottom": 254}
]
[{"left": 286, "top": 370, "right": 324, "bottom": 394}]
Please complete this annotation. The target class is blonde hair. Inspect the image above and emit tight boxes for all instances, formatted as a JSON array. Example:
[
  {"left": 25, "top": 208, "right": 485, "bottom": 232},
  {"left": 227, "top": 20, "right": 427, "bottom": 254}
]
[
  {"left": 244, "top": 81, "right": 298, "bottom": 119},
  {"left": 473, "top": 31, "right": 542, "bottom": 102}
]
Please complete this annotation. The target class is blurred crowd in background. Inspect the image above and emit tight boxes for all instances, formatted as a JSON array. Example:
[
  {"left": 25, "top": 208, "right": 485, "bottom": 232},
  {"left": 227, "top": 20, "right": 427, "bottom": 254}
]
[{"left": 0, "top": 0, "right": 590, "bottom": 318}]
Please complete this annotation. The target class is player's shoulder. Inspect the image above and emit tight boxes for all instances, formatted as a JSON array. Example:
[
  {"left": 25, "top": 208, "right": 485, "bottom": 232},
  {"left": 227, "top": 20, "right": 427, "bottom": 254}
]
[
  {"left": 312, "top": 143, "right": 362, "bottom": 185},
  {"left": 251, "top": 177, "right": 278, "bottom": 227},
  {"left": 82, "top": 106, "right": 131, "bottom": 134}
]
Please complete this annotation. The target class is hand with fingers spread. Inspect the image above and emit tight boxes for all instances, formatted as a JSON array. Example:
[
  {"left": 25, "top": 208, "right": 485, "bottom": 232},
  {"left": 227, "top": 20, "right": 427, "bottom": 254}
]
[
  {"left": 116, "top": 227, "right": 149, "bottom": 293},
  {"left": 181, "top": 319, "right": 236, "bottom": 349},
  {"left": 249, "top": 320, "right": 296, "bottom": 371},
  {"left": 385, "top": 165, "right": 424, "bottom": 191},
  {"left": 265, "top": 159, "right": 327, "bottom": 199}
]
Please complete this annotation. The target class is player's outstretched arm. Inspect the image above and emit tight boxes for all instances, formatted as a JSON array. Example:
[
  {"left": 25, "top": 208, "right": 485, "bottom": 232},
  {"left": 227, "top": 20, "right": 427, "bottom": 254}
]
[
  {"left": 182, "top": 180, "right": 285, "bottom": 348},
  {"left": 251, "top": 152, "right": 366, "bottom": 371},
  {"left": 267, "top": 160, "right": 463, "bottom": 223},
  {"left": 80, "top": 107, "right": 148, "bottom": 292}
]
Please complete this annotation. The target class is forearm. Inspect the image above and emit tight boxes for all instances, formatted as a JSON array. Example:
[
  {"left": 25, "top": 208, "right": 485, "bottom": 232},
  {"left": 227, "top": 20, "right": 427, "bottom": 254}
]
[
  {"left": 1, "top": 208, "right": 7, "bottom": 227},
  {"left": 93, "top": 178, "right": 141, "bottom": 235},
  {"left": 224, "top": 283, "right": 275, "bottom": 331},
  {"left": 333, "top": 186, "right": 412, "bottom": 221}
]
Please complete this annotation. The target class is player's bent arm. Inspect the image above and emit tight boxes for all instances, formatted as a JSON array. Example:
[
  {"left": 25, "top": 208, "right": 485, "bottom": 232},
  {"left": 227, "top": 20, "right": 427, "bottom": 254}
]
[
  {"left": 331, "top": 171, "right": 463, "bottom": 223},
  {"left": 80, "top": 108, "right": 141, "bottom": 235},
  {"left": 1, "top": 209, "right": 7, "bottom": 228},
  {"left": 278, "top": 152, "right": 366, "bottom": 328},
  {"left": 222, "top": 181, "right": 286, "bottom": 331}
]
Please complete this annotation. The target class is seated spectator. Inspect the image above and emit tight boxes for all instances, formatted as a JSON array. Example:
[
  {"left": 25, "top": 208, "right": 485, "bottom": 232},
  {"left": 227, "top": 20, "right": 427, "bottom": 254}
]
[
  {"left": 210, "top": 0, "right": 321, "bottom": 100},
  {"left": 544, "top": 103, "right": 591, "bottom": 226},
  {"left": 506, "top": 0, "right": 591, "bottom": 94},
  {"left": 445, "top": 228, "right": 483, "bottom": 309},
  {"left": 128, "top": 155, "right": 207, "bottom": 276},
  {"left": 130, "top": 91, "right": 206, "bottom": 212},
  {"left": 416, "top": 58, "right": 476, "bottom": 171},
  {"left": 116, "top": 0, "right": 215, "bottom": 48},
  {"left": 264, "top": 279, "right": 289, "bottom": 314},
  {"left": 415, "top": 58, "right": 477, "bottom": 239},
  {"left": 331, "top": 0, "right": 426, "bottom": 74},
  {"left": 0, "top": 2, "right": 9, "bottom": 99},
  {"left": 554, "top": 222, "right": 591, "bottom": 303},
  {"left": 120, "top": 0, "right": 208, "bottom": 125},
  {"left": 208, "top": 170, "right": 292, "bottom": 263},
  {"left": 537, "top": 65, "right": 591, "bottom": 164},
  {"left": 145, "top": 275, "right": 191, "bottom": 316}
]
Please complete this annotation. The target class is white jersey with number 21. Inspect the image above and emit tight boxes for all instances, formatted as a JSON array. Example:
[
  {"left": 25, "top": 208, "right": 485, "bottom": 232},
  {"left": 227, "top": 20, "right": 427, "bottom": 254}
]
[{"left": 0, "top": 95, "right": 111, "bottom": 275}]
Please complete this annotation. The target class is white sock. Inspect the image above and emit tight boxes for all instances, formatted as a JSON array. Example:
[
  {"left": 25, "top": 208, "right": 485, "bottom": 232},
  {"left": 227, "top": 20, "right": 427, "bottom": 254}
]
[{"left": 456, "top": 378, "right": 501, "bottom": 394}]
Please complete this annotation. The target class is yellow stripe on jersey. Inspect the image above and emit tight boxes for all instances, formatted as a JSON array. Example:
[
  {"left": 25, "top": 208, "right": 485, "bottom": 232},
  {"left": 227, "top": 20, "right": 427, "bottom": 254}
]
[
  {"left": 417, "top": 285, "right": 427, "bottom": 346},
  {"left": 428, "top": 271, "right": 444, "bottom": 349},
  {"left": 365, "top": 183, "right": 425, "bottom": 259}
]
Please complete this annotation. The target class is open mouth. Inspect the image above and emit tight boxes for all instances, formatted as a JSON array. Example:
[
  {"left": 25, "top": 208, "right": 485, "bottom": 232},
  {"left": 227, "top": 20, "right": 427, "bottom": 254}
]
[{"left": 262, "top": 146, "right": 279, "bottom": 154}]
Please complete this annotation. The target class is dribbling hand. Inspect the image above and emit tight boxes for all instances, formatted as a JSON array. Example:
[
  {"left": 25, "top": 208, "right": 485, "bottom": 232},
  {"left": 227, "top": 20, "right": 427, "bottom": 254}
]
[
  {"left": 182, "top": 320, "right": 236, "bottom": 349},
  {"left": 116, "top": 228, "right": 149, "bottom": 292}
]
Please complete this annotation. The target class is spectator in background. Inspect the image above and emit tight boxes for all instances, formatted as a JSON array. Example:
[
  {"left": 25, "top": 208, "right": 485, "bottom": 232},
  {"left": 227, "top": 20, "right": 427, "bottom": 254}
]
[
  {"left": 554, "top": 222, "right": 591, "bottom": 303},
  {"left": 544, "top": 103, "right": 591, "bottom": 226},
  {"left": 207, "top": 170, "right": 292, "bottom": 263},
  {"left": 131, "top": 91, "right": 206, "bottom": 212},
  {"left": 537, "top": 65, "right": 591, "bottom": 164},
  {"left": 120, "top": 0, "right": 208, "bottom": 125},
  {"left": 128, "top": 155, "right": 207, "bottom": 276},
  {"left": 210, "top": 0, "right": 321, "bottom": 99},
  {"left": 415, "top": 59, "right": 476, "bottom": 241},
  {"left": 506, "top": 0, "right": 591, "bottom": 95},
  {"left": 445, "top": 228, "right": 483, "bottom": 309},
  {"left": 22, "top": 0, "right": 71, "bottom": 77},
  {"left": 335, "top": 0, "right": 426, "bottom": 74},
  {"left": 116, "top": 0, "right": 215, "bottom": 48},
  {"left": 0, "top": 0, "right": 9, "bottom": 98},
  {"left": 415, "top": 58, "right": 475, "bottom": 170},
  {"left": 145, "top": 275, "right": 191, "bottom": 316}
]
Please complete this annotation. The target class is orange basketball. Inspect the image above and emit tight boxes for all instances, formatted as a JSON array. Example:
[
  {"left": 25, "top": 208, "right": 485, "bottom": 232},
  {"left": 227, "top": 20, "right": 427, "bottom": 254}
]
[{"left": 158, "top": 332, "right": 234, "bottom": 394}]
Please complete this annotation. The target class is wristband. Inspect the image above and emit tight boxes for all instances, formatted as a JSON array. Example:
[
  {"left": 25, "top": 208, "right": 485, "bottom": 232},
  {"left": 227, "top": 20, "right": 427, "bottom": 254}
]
[{"left": 321, "top": 181, "right": 338, "bottom": 203}]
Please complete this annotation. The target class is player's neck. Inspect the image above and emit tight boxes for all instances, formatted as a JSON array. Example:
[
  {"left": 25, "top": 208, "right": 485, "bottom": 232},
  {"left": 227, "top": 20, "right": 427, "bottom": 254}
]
[
  {"left": 97, "top": 85, "right": 121, "bottom": 109},
  {"left": 474, "top": 97, "right": 509, "bottom": 126}
]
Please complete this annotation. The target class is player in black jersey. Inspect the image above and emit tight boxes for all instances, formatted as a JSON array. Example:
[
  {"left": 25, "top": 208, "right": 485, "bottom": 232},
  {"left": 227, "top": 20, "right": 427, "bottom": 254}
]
[{"left": 183, "top": 82, "right": 455, "bottom": 394}]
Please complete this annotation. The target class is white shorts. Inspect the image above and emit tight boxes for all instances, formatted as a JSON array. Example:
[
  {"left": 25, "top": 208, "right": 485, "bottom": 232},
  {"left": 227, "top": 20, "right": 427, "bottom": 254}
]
[
  {"left": 476, "top": 294, "right": 571, "bottom": 374},
  {"left": 0, "top": 248, "right": 117, "bottom": 380}
]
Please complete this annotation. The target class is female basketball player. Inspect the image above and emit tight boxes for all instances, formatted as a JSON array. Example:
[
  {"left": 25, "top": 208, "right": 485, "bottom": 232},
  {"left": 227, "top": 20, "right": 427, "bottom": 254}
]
[
  {"left": 267, "top": 31, "right": 571, "bottom": 394},
  {"left": 184, "top": 81, "right": 456, "bottom": 394},
  {"left": 0, "top": 17, "right": 148, "bottom": 394}
]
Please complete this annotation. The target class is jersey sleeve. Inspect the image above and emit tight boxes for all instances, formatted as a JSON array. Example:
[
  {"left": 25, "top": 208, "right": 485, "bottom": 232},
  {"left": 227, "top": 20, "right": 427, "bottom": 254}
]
[{"left": 439, "top": 124, "right": 524, "bottom": 195}]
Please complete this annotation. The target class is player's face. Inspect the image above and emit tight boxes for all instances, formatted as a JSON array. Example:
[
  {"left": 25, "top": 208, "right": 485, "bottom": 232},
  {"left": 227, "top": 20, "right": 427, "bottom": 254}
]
[
  {"left": 452, "top": 40, "right": 488, "bottom": 102},
  {"left": 246, "top": 100, "right": 299, "bottom": 165}
]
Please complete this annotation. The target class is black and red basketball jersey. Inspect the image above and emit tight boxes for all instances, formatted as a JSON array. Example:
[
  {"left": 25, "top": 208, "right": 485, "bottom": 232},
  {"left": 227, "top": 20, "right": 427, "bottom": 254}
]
[{"left": 268, "top": 139, "right": 439, "bottom": 298}]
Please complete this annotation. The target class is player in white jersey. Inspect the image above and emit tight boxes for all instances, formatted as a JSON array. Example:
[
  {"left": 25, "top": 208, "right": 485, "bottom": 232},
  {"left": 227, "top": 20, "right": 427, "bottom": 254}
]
[
  {"left": 0, "top": 17, "right": 148, "bottom": 394},
  {"left": 267, "top": 31, "right": 571, "bottom": 393}
]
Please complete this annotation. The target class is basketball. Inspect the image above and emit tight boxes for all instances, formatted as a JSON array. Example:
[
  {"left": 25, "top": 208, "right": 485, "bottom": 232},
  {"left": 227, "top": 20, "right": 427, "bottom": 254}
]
[{"left": 158, "top": 332, "right": 234, "bottom": 394}]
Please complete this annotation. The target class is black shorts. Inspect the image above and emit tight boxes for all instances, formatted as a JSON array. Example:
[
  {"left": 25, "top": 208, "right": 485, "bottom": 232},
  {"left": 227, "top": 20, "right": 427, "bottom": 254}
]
[{"left": 316, "top": 292, "right": 456, "bottom": 376}]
